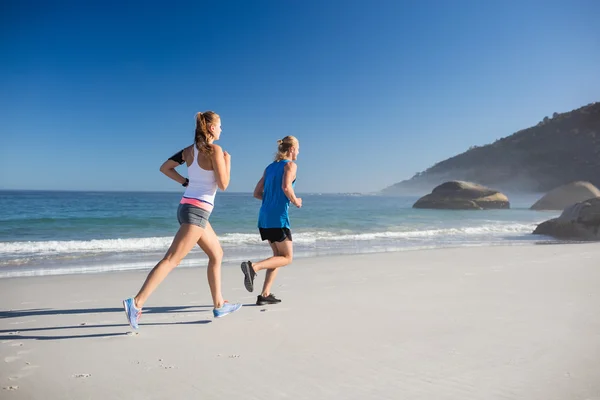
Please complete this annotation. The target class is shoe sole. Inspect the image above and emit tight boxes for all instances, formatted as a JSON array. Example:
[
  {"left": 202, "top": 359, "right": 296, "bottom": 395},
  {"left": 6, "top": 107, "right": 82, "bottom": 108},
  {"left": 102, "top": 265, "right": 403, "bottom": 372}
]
[
  {"left": 256, "top": 300, "right": 282, "bottom": 306},
  {"left": 122, "top": 300, "right": 138, "bottom": 330},
  {"left": 241, "top": 262, "right": 254, "bottom": 292}
]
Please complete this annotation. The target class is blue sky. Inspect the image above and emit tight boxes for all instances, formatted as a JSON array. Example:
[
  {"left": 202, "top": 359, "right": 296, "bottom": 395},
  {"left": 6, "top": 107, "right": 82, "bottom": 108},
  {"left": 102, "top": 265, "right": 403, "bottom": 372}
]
[{"left": 1, "top": 0, "right": 599, "bottom": 193}]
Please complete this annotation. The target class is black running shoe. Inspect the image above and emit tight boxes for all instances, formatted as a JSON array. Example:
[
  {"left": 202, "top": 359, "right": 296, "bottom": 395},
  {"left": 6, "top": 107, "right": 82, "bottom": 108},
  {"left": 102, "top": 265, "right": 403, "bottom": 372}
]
[
  {"left": 256, "top": 293, "right": 282, "bottom": 305},
  {"left": 241, "top": 261, "right": 256, "bottom": 292}
]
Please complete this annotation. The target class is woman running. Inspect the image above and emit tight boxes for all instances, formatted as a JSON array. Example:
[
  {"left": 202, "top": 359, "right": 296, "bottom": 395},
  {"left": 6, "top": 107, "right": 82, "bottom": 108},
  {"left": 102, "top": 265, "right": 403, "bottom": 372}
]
[
  {"left": 241, "top": 136, "right": 302, "bottom": 305},
  {"left": 123, "top": 111, "right": 242, "bottom": 329}
]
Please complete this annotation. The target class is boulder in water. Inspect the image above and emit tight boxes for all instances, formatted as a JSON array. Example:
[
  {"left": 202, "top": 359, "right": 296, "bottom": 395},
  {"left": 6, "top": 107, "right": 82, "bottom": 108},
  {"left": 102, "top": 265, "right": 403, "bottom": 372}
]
[
  {"left": 530, "top": 181, "right": 600, "bottom": 210},
  {"left": 412, "top": 181, "right": 510, "bottom": 210},
  {"left": 533, "top": 197, "right": 600, "bottom": 240}
]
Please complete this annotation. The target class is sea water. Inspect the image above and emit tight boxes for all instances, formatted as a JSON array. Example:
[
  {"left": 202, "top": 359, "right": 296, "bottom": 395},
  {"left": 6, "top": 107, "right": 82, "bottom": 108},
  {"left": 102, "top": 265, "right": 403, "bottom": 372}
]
[{"left": 0, "top": 190, "right": 559, "bottom": 278}]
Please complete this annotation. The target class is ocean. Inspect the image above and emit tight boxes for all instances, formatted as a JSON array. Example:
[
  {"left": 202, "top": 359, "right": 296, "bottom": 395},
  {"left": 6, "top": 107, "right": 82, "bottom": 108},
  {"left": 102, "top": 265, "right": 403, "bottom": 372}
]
[{"left": 0, "top": 190, "right": 560, "bottom": 278}]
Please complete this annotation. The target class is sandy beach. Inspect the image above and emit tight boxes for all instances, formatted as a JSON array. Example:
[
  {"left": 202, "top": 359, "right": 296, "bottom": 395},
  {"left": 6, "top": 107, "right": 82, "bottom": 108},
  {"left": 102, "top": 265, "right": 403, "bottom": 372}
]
[{"left": 1, "top": 244, "right": 599, "bottom": 399}]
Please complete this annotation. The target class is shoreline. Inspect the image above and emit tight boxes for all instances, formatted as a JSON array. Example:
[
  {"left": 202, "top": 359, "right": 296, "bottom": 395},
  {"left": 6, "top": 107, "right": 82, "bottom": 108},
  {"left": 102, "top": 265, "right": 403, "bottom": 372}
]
[{"left": 0, "top": 238, "right": 575, "bottom": 279}]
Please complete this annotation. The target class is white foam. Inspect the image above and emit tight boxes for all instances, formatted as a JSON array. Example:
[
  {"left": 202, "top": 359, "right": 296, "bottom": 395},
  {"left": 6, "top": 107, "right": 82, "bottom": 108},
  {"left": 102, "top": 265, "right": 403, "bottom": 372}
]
[
  {"left": 290, "top": 223, "right": 537, "bottom": 243},
  {"left": 0, "top": 237, "right": 175, "bottom": 255},
  {"left": 0, "top": 222, "right": 539, "bottom": 258}
]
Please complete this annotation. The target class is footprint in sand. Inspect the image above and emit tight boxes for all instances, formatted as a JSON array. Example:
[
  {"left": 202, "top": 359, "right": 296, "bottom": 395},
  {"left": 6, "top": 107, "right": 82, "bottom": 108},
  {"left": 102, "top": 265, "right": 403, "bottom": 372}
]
[
  {"left": 3, "top": 386, "right": 19, "bottom": 391},
  {"left": 157, "top": 359, "right": 176, "bottom": 369},
  {"left": 4, "top": 356, "right": 20, "bottom": 363},
  {"left": 9, "top": 343, "right": 23, "bottom": 347},
  {"left": 72, "top": 373, "right": 92, "bottom": 378}
]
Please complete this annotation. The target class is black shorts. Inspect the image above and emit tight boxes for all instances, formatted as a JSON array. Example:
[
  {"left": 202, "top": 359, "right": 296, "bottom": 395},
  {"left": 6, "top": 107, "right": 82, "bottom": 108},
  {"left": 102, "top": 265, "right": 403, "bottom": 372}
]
[{"left": 259, "top": 228, "right": 292, "bottom": 243}]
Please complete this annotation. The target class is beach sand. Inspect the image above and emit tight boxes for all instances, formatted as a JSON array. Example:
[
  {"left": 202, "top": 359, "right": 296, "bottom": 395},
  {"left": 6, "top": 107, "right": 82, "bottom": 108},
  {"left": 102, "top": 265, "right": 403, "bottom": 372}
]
[{"left": 1, "top": 244, "right": 599, "bottom": 399}]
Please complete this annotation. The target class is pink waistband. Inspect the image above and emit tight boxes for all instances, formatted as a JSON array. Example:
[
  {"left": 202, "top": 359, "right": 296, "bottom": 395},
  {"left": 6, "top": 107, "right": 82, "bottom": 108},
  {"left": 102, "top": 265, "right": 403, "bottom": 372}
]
[{"left": 180, "top": 197, "right": 214, "bottom": 212}]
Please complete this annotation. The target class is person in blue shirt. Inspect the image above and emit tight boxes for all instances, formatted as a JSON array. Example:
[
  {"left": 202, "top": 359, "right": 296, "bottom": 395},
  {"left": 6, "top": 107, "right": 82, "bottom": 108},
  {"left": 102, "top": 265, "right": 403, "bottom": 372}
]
[{"left": 241, "top": 136, "right": 302, "bottom": 305}]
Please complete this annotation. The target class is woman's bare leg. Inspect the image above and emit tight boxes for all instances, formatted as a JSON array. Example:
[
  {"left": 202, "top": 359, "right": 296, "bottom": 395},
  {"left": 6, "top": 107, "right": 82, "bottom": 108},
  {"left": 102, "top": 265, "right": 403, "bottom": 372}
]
[
  {"left": 196, "top": 221, "right": 225, "bottom": 308},
  {"left": 134, "top": 223, "right": 204, "bottom": 308},
  {"left": 252, "top": 239, "right": 293, "bottom": 272},
  {"left": 261, "top": 242, "right": 281, "bottom": 296}
]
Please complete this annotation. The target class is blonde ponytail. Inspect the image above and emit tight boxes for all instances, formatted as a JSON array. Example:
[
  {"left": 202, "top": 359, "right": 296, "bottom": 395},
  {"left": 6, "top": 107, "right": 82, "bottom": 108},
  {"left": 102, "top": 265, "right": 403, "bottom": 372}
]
[{"left": 274, "top": 136, "right": 299, "bottom": 161}]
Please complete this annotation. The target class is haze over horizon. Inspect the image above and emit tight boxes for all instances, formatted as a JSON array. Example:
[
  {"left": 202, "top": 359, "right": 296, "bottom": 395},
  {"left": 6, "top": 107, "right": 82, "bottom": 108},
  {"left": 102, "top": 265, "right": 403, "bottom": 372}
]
[{"left": 2, "top": 1, "right": 599, "bottom": 193}]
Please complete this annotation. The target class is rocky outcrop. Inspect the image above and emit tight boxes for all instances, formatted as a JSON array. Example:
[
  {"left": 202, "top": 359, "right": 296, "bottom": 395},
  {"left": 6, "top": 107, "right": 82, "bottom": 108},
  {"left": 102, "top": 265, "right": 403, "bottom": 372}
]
[
  {"left": 412, "top": 181, "right": 510, "bottom": 210},
  {"left": 533, "top": 197, "right": 600, "bottom": 240},
  {"left": 531, "top": 181, "right": 600, "bottom": 210}
]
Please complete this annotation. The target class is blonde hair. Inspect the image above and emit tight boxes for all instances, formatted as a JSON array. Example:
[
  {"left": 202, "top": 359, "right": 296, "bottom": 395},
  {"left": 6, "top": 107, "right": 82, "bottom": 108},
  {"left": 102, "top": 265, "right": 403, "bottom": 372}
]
[
  {"left": 275, "top": 136, "right": 299, "bottom": 161},
  {"left": 195, "top": 111, "right": 220, "bottom": 155}
]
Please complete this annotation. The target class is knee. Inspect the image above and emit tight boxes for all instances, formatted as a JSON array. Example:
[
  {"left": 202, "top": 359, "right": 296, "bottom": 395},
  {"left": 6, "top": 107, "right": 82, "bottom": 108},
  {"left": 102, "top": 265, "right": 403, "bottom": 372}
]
[
  {"left": 208, "top": 247, "right": 224, "bottom": 264},
  {"left": 283, "top": 254, "right": 293, "bottom": 266}
]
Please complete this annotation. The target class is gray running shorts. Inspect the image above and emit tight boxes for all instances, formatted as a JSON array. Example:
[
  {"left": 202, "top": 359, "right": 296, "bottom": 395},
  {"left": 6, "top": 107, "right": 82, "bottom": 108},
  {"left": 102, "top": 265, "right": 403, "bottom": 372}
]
[{"left": 177, "top": 203, "right": 210, "bottom": 228}]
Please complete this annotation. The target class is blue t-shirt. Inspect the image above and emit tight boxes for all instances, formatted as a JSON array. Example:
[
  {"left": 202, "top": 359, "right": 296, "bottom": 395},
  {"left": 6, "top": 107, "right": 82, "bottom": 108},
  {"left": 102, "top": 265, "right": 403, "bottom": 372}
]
[{"left": 258, "top": 160, "right": 295, "bottom": 229}]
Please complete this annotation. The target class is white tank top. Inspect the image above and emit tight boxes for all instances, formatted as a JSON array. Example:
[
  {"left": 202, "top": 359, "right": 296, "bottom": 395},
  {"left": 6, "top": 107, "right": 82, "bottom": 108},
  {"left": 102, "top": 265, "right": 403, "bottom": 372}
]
[{"left": 182, "top": 145, "right": 218, "bottom": 206}]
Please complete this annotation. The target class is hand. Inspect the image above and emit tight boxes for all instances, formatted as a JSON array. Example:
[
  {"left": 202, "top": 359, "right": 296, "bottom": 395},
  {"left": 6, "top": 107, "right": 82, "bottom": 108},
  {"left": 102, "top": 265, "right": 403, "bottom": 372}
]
[
  {"left": 223, "top": 151, "right": 231, "bottom": 164},
  {"left": 294, "top": 197, "right": 302, "bottom": 208}
]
